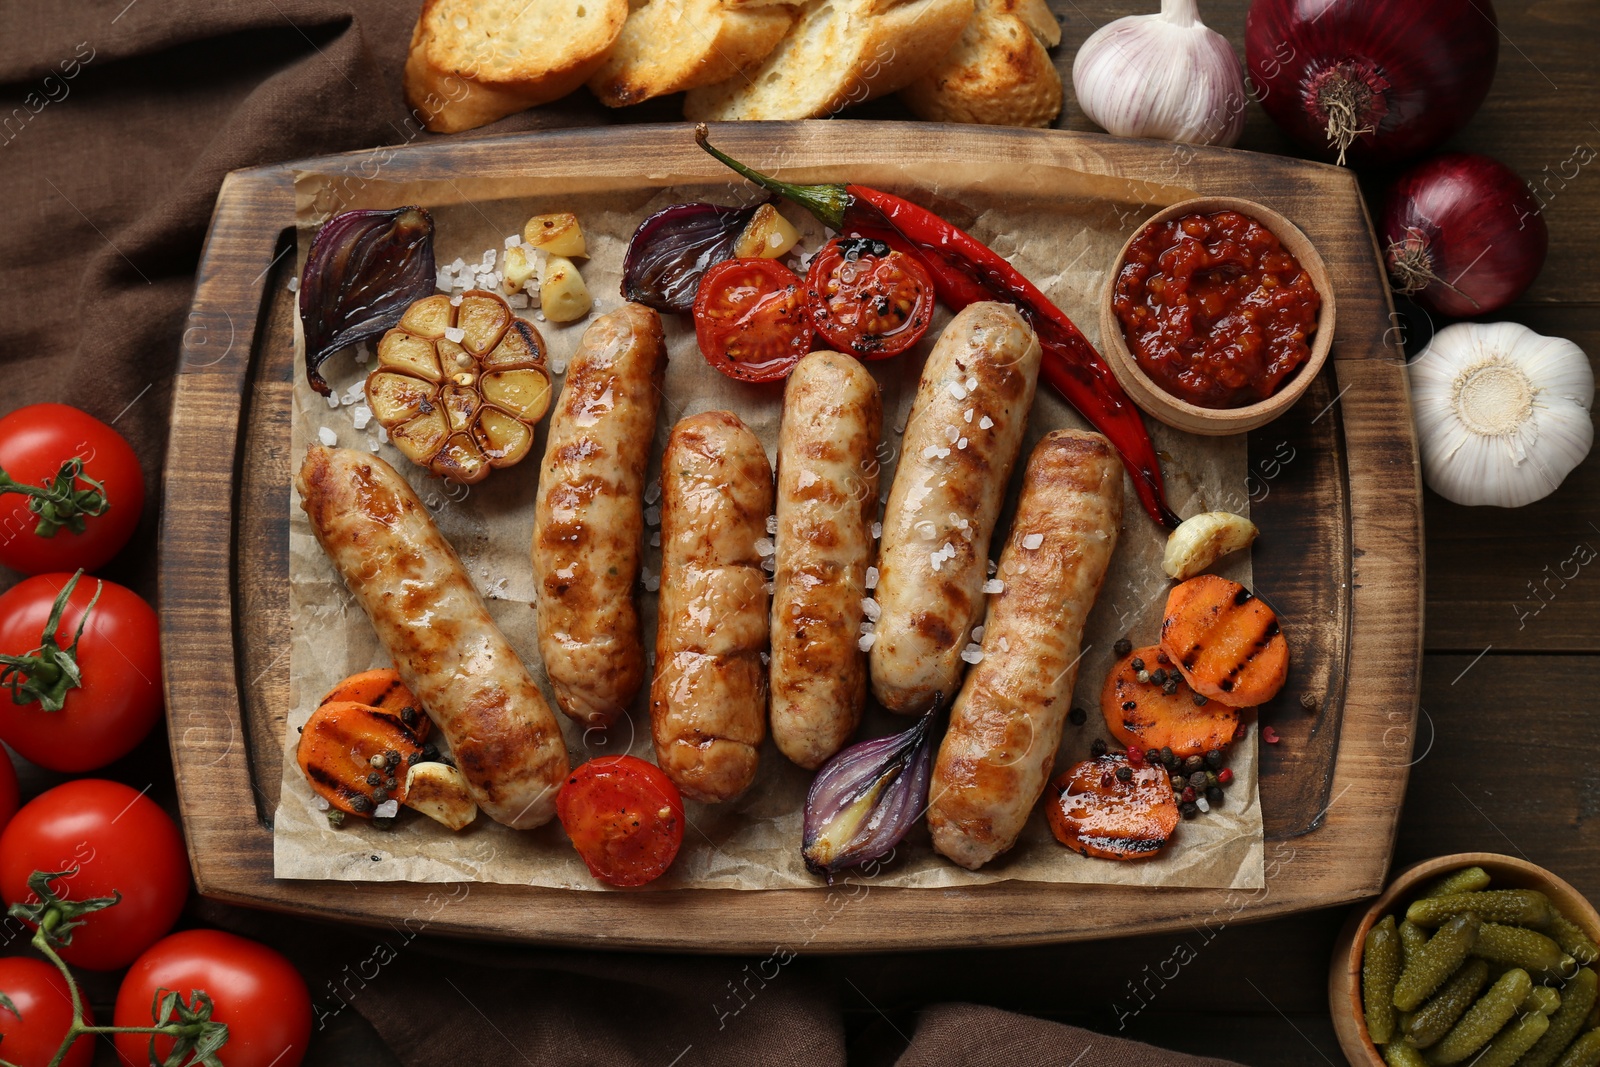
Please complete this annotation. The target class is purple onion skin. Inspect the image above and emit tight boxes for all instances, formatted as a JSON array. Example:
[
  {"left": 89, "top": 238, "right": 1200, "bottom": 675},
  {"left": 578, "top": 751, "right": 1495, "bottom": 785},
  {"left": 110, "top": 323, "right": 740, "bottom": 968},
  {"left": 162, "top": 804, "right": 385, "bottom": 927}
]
[
  {"left": 299, "top": 206, "right": 435, "bottom": 395},
  {"left": 1245, "top": 0, "right": 1498, "bottom": 167},
  {"left": 620, "top": 200, "right": 764, "bottom": 313},
  {"left": 801, "top": 711, "right": 937, "bottom": 881},
  {"left": 1382, "top": 152, "right": 1548, "bottom": 318}
]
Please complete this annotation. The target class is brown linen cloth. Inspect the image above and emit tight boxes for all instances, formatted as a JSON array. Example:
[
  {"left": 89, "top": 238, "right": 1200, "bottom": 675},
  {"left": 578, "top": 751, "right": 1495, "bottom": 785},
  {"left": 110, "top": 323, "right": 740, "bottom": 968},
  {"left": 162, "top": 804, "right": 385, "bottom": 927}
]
[{"left": 1, "top": 6, "right": 1247, "bottom": 1066}]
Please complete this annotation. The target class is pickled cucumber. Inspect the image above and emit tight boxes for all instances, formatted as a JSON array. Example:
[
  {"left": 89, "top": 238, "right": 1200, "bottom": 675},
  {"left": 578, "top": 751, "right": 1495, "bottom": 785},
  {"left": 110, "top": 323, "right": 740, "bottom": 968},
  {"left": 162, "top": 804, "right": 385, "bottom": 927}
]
[
  {"left": 1403, "top": 958, "right": 1489, "bottom": 1049},
  {"left": 1382, "top": 1042, "right": 1428, "bottom": 1067},
  {"left": 1550, "top": 914, "right": 1600, "bottom": 966},
  {"left": 1395, "top": 913, "right": 1481, "bottom": 1012},
  {"left": 1553, "top": 1028, "right": 1600, "bottom": 1067},
  {"left": 1401, "top": 920, "right": 1429, "bottom": 970},
  {"left": 1470, "top": 923, "right": 1571, "bottom": 973},
  {"left": 1525, "top": 986, "right": 1564, "bottom": 1016},
  {"left": 1422, "top": 866, "right": 1492, "bottom": 899},
  {"left": 1467, "top": 1009, "right": 1547, "bottom": 1067},
  {"left": 1364, "top": 915, "right": 1401, "bottom": 1043},
  {"left": 1520, "top": 968, "right": 1599, "bottom": 1067},
  {"left": 1428, "top": 967, "right": 1532, "bottom": 1064},
  {"left": 1406, "top": 890, "right": 1554, "bottom": 929}
]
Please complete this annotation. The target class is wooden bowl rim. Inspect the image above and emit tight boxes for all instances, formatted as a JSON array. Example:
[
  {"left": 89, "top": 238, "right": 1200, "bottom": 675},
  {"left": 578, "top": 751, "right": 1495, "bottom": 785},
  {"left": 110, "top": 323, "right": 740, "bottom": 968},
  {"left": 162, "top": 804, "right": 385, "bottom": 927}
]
[
  {"left": 1098, "top": 194, "right": 1338, "bottom": 435},
  {"left": 1328, "top": 851, "right": 1600, "bottom": 1067}
]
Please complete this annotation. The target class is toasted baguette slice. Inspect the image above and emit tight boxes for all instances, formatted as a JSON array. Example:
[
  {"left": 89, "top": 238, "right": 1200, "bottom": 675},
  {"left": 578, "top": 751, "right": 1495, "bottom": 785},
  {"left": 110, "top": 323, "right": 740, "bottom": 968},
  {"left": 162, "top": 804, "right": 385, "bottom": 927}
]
[
  {"left": 590, "top": 0, "right": 798, "bottom": 108},
  {"left": 682, "top": 0, "right": 975, "bottom": 121},
  {"left": 899, "top": 0, "right": 1061, "bottom": 127},
  {"left": 405, "top": 0, "right": 629, "bottom": 133}
]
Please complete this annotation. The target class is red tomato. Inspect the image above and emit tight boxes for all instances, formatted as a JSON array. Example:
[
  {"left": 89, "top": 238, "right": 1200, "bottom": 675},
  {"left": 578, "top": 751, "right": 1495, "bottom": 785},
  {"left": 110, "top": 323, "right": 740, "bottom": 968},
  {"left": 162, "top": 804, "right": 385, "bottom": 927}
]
[
  {"left": 556, "top": 755, "right": 685, "bottom": 887},
  {"left": 0, "top": 404, "right": 144, "bottom": 575},
  {"left": 0, "top": 573, "right": 161, "bottom": 772},
  {"left": 0, "top": 957, "right": 94, "bottom": 1067},
  {"left": 0, "top": 752, "right": 17, "bottom": 835},
  {"left": 693, "top": 258, "right": 814, "bottom": 382},
  {"left": 114, "top": 930, "right": 312, "bottom": 1067},
  {"left": 804, "top": 237, "right": 935, "bottom": 359},
  {"left": 0, "top": 780, "right": 189, "bottom": 971}
]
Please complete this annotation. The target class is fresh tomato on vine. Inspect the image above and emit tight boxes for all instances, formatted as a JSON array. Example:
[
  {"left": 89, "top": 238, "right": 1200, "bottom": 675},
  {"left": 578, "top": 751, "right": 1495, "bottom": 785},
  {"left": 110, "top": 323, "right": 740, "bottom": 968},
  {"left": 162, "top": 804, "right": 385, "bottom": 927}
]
[
  {"left": 114, "top": 930, "right": 311, "bottom": 1067},
  {"left": 556, "top": 755, "right": 684, "bottom": 887},
  {"left": 0, "top": 572, "right": 162, "bottom": 772},
  {"left": 804, "top": 237, "right": 935, "bottom": 359},
  {"left": 693, "top": 258, "right": 814, "bottom": 382},
  {"left": 0, "top": 780, "right": 189, "bottom": 971},
  {"left": 0, "top": 404, "right": 144, "bottom": 575},
  {"left": 0, "top": 957, "right": 94, "bottom": 1067}
]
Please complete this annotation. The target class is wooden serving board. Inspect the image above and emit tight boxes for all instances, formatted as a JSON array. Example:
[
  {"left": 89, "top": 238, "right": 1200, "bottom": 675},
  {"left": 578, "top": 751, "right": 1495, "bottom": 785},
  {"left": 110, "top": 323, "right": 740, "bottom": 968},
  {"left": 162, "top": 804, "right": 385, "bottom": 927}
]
[{"left": 162, "top": 122, "right": 1422, "bottom": 953}]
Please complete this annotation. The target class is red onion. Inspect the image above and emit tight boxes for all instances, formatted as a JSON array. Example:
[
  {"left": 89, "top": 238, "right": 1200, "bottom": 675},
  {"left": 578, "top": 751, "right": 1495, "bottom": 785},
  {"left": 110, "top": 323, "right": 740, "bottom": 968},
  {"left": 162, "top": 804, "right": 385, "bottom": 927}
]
[
  {"left": 1245, "top": 0, "right": 1499, "bottom": 167},
  {"left": 620, "top": 200, "right": 765, "bottom": 313},
  {"left": 801, "top": 710, "right": 938, "bottom": 881},
  {"left": 1382, "top": 153, "right": 1547, "bottom": 318}
]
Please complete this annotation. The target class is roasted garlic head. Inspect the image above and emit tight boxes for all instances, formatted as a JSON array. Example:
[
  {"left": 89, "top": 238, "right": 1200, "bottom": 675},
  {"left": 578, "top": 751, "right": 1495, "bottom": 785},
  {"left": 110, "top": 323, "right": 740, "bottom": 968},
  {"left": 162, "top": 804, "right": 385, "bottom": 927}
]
[{"left": 365, "top": 290, "right": 552, "bottom": 484}]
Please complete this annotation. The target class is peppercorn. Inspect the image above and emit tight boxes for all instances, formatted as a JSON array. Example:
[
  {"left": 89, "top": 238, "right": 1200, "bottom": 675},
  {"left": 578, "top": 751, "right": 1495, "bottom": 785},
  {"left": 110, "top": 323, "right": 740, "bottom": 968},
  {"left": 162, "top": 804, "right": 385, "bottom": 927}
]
[
  {"left": 385, "top": 777, "right": 398, "bottom": 791},
  {"left": 1182, "top": 786, "right": 1197, "bottom": 803},
  {"left": 1130, "top": 657, "right": 1145, "bottom": 673},
  {"left": 1191, "top": 693, "right": 1208, "bottom": 707},
  {"left": 1148, "top": 668, "right": 1164, "bottom": 685},
  {"left": 350, "top": 795, "right": 373, "bottom": 814},
  {"left": 1136, "top": 671, "right": 1151, "bottom": 684},
  {"left": 1068, "top": 706, "right": 1087, "bottom": 726},
  {"left": 1300, "top": 692, "right": 1318, "bottom": 711},
  {"left": 1090, "top": 738, "right": 1108, "bottom": 758},
  {"left": 366, "top": 771, "right": 382, "bottom": 786},
  {"left": 1127, "top": 747, "right": 1145, "bottom": 766},
  {"left": 1180, "top": 802, "right": 1199, "bottom": 819},
  {"left": 1189, "top": 771, "right": 1208, "bottom": 790},
  {"left": 420, "top": 744, "right": 440, "bottom": 764},
  {"left": 1205, "top": 771, "right": 1219, "bottom": 789},
  {"left": 1162, "top": 678, "right": 1180, "bottom": 696},
  {"left": 1115, "top": 766, "right": 1133, "bottom": 782},
  {"left": 1217, "top": 767, "right": 1234, "bottom": 786},
  {"left": 385, "top": 749, "right": 401, "bottom": 768},
  {"left": 368, "top": 754, "right": 386, "bottom": 769},
  {"left": 1184, "top": 754, "right": 1205, "bottom": 773},
  {"left": 400, "top": 706, "right": 418, "bottom": 726},
  {"left": 326, "top": 809, "right": 346, "bottom": 828},
  {"left": 1159, "top": 746, "right": 1175, "bottom": 769},
  {"left": 1170, "top": 774, "right": 1185, "bottom": 791},
  {"left": 1113, "top": 638, "right": 1133, "bottom": 656},
  {"left": 1156, "top": 651, "right": 1171, "bottom": 666},
  {"left": 372, "top": 788, "right": 389, "bottom": 804},
  {"left": 1206, "top": 786, "right": 1224, "bottom": 807},
  {"left": 1205, "top": 749, "right": 1224, "bottom": 769}
]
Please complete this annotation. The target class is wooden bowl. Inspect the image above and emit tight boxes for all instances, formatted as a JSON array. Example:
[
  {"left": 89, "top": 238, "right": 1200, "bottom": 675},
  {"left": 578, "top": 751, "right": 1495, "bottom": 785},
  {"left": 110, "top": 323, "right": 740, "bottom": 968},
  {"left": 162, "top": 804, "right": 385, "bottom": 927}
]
[
  {"left": 1099, "top": 196, "right": 1336, "bottom": 436},
  {"left": 1329, "top": 852, "right": 1600, "bottom": 1067}
]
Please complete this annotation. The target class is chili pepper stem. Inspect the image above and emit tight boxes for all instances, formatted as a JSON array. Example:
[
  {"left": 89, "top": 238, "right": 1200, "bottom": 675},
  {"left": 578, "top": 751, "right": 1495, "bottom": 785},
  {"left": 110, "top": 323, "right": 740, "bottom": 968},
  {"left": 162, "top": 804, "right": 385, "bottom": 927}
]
[{"left": 695, "top": 125, "right": 852, "bottom": 231}]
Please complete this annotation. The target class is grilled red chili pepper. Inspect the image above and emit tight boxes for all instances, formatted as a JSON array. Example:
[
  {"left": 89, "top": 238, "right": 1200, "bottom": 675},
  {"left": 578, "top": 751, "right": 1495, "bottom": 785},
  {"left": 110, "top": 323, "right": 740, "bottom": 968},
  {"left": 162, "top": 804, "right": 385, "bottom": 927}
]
[{"left": 696, "top": 125, "right": 1180, "bottom": 530}]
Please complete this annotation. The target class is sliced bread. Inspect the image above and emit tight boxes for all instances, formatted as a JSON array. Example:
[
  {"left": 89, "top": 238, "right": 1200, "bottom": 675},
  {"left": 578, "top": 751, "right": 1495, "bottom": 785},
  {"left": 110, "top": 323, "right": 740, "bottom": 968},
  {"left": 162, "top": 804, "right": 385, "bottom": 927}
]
[
  {"left": 404, "top": 0, "right": 629, "bottom": 132},
  {"left": 589, "top": 0, "right": 798, "bottom": 108},
  {"left": 899, "top": 0, "right": 1062, "bottom": 127},
  {"left": 682, "top": 0, "right": 975, "bottom": 121}
]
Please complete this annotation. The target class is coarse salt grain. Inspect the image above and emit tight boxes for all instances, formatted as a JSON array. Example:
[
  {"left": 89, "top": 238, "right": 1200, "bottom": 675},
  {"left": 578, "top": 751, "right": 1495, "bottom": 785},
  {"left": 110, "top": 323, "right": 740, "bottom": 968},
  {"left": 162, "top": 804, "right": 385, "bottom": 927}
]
[
  {"left": 797, "top": 470, "right": 818, "bottom": 488},
  {"left": 760, "top": 556, "right": 776, "bottom": 573},
  {"left": 352, "top": 405, "right": 372, "bottom": 430},
  {"left": 963, "top": 408, "right": 974, "bottom": 423},
  {"left": 760, "top": 651, "right": 770, "bottom": 666},
  {"left": 377, "top": 425, "right": 389, "bottom": 443},
  {"left": 921, "top": 445, "right": 941, "bottom": 460},
  {"left": 858, "top": 632, "right": 877, "bottom": 652},
  {"left": 317, "top": 426, "right": 337, "bottom": 446},
  {"left": 860, "top": 621, "right": 874, "bottom": 635},
  {"left": 436, "top": 270, "right": 452, "bottom": 291},
  {"left": 504, "top": 234, "right": 521, "bottom": 249},
  {"left": 865, "top": 566, "right": 879, "bottom": 589},
  {"left": 944, "top": 425, "right": 959, "bottom": 443},
  {"left": 965, "top": 376, "right": 977, "bottom": 392},
  {"left": 960, "top": 644, "right": 984, "bottom": 664},
  {"left": 861, "top": 597, "right": 881, "bottom": 622},
  {"left": 368, "top": 440, "right": 380, "bottom": 453},
  {"left": 764, "top": 581, "right": 774, "bottom": 594},
  {"left": 982, "top": 578, "right": 1004, "bottom": 594},
  {"left": 987, "top": 558, "right": 997, "bottom": 575},
  {"left": 1022, "top": 533, "right": 1044, "bottom": 550},
  {"left": 916, "top": 520, "right": 937, "bottom": 540},
  {"left": 287, "top": 276, "right": 300, "bottom": 292},
  {"left": 1196, "top": 796, "right": 1211, "bottom": 813},
  {"left": 957, "top": 437, "right": 968, "bottom": 449},
  {"left": 507, "top": 294, "right": 529, "bottom": 309},
  {"left": 999, "top": 636, "right": 1010, "bottom": 652},
  {"left": 645, "top": 505, "right": 661, "bottom": 526},
  {"left": 374, "top": 799, "right": 400, "bottom": 818},
  {"left": 766, "top": 514, "right": 778, "bottom": 534},
  {"left": 948, "top": 381, "right": 967, "bottom": 400},
  {"left": 971, "top": 624, "right": 985, "bottom": 641},
  {"left": 979, "top": 415, "right": 994, "bottom": 429},
  {"left": 871, "top": 522, "right": 882, "bottom": 540},
  {"left": 550, "top": 358, "right": 567, "bottom": 375},
  {"left": 313, "top": 795, "right": 330, "bottom": 811},
  {"left": 326, "top": 394, "right": 340, "bottom": 409},
  {"left": 444, "top": 326, "right": 465, "bottom": 343},
  {"left": 755, "top": 537, "right": 775, "bottom": 556},
  {"left": 450, "top": 294, "right": 464, "bottom": 307},
  {"left": 650, "top": 531, "right": 660, "bottom": 547},
  {"left": 930, "top": 554, "right": 943, "bottom": 572},
  {"left": 646, "top": 480, "right": 662, "bottom": 505}
]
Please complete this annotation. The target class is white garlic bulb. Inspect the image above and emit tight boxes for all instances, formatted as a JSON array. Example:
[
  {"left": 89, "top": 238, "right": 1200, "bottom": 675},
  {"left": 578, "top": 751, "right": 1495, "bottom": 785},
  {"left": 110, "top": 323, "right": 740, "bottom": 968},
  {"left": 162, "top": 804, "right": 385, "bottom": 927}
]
[
  {"left": 1409, "top": 321, "right": 1593, "bottom": 508},
  {"left": 1072, "top": 0, "right": 1246, "bottom": 148}
]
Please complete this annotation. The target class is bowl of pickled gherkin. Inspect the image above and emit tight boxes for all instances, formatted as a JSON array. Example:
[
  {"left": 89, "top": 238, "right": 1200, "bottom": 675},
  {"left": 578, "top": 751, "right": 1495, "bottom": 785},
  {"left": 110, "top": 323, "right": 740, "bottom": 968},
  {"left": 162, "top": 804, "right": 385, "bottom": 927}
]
[{"left": 1332, "top": 853, "right": 1600, "bottom": 1067}]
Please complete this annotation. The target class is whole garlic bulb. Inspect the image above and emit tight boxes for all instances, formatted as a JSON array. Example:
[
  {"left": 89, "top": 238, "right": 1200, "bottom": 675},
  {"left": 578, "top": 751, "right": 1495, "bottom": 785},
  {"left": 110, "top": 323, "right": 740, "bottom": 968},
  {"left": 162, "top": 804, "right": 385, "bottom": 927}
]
[
  {"left": 1072, "top": 0, "right": 1246, "bottom": 148},
  {"left": 1409, "top": 321, "right": 1593, "bottom": 507}
]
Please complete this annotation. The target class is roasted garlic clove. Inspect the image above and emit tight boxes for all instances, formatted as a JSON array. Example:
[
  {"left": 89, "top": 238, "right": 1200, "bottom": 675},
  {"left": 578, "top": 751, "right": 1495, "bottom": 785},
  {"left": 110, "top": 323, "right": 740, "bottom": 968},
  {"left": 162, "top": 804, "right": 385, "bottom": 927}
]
[
  {"left": 733, "top": 204, "right": 800, "bottom": 259},
  {"left": 540, "top": 255, "right": 593, "bottom": 323},
  {"left": 524, "top": 212, "right": 586, "bottom": 258},
  {"left": 366, "top": 289, "right": 551, "bottom": 483},
  {"left": 403, "top": 762, "right": 478, "bottom": 830},
  {"left": 1162, "top": 511, "right": 1259, "bottom": 580}
]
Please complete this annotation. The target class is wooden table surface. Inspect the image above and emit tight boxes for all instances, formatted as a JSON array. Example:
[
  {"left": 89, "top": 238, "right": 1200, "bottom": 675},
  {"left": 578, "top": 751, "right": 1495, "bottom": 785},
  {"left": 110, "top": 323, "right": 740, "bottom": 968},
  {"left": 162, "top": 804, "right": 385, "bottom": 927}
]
[{"left": 52, "top": 2, "right": 1596, "bottom": 1064}]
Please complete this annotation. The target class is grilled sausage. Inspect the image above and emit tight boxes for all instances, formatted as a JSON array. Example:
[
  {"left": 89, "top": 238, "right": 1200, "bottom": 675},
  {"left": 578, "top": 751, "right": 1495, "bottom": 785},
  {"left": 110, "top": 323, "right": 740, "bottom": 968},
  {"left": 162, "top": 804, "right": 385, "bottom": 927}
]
[
  {"left": 532, "top": 303, "right": 667, "bottom": 728},
  {"left": 870, "top": 301, "right": 1042, "bottom": 714},
  {"left": 770, "top": 352, "right": 882, "bottom": 769},
  {"left": 296, "top": 446, "right": 569, "bottom": 829},
  {"left": 650, "top": 411, "right": 774, "bottom": 802},
  {"left": 927, "top": 430, "right": 1123, "bottom": 869}
]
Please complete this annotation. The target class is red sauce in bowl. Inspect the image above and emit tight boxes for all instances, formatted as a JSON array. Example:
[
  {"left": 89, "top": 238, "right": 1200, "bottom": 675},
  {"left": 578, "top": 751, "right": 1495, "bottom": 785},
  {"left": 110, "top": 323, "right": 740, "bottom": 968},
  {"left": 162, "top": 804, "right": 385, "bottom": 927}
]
[{"left": 1112, "top": 210, "right": 1321, "bottom": 410}]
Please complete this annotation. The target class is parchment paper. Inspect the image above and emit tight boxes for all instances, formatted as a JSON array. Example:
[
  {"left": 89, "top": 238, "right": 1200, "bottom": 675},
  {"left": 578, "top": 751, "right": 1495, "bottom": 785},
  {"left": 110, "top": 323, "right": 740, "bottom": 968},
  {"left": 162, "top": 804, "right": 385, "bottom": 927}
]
[{"left": 274, "top": 156, "right": 1264, "bottom": 892}]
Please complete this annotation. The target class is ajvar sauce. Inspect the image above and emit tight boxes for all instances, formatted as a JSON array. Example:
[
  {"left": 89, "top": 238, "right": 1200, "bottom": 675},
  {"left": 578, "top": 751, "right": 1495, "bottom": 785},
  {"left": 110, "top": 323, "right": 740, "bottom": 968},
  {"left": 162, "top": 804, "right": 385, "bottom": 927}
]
[{"left": 1112, "top": 210, "right": 1321, "bottom": 409}]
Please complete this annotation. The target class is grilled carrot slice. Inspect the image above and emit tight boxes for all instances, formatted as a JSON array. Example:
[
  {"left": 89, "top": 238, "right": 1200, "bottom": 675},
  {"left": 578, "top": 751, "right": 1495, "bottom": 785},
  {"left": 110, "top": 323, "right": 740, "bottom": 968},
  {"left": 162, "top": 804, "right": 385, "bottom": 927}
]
[
  {"left": 1101, "top": 645, "right": 1240, "bottom": 757},
  {"left": 1046, "top": 755, "right": 1179, "bottom": 861},
  {"left": 317, "top": 668, "right": 431, "bottom": 742},
  {"left": 1159, "top": 575, "right": 1288, "bottom": 708},
  {"left": 296, "top": 700, "right": 427, "bottom": 817}
]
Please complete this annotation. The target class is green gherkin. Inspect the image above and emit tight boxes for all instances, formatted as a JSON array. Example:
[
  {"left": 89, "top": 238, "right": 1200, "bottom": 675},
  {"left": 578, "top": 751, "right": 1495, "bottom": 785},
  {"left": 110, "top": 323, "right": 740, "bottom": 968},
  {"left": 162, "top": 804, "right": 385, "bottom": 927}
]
[
  {"left": 1427, "top": 967, "right": 1532, "bottom": 1065},
  {"left": 1519, "top": 967, "right": 1598, "bottom": 1067},
  {"left": 1465, "top": 1009, "right": 1547, "bottom": 1067},
  {"left": 1406, "top": 890, "right": 1553, "bottom": 929},
  {"left": 1421, "top": 866, "right": 1492, "bottom": 899},
  {"left": 1381, "top": 1042, "right": 1428, "bottom": 1067},
  {"left": 1364, "top": 915, "right": 1401, "bottom": 1043},
  {"left": 1470, "top": 922, "right": 1571, "bottom": 974},
  {"left": 1403, "top": 958, "right": 1489, "bottom": 1049},
  {"left": 1400, "top": 920, "right": 1428, "bottom": 970},
  {"left": 1395, "top": 913, "right": 1481, "bottom": 1012},
  {"left": 1550, "top": 914, "right": 1600, "bottom": 966},
  {"left": 1553, "top": 1028, "right": 1600, "bottom": 1067}
]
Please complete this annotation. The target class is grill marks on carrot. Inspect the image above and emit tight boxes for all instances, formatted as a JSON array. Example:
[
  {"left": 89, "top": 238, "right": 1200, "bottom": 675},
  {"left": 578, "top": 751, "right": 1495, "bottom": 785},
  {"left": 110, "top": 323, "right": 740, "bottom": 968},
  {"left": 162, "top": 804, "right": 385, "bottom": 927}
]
[
  {"left": 1046, "top": 755, "right": 1179, "bottom": 861},
  {"left": 1101, "top": 645, "right": 1240, "bottom": 757},
  {"left": 296, "top": 700, "right": 427, "bottom": 816},
  {"left": 1159, "top": 575, "right": 1288, "bottom": 708},
  {"left": 318, "top": 668, "right": 431, "bottom": 743}
]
